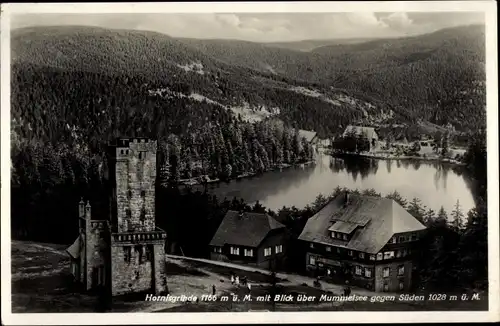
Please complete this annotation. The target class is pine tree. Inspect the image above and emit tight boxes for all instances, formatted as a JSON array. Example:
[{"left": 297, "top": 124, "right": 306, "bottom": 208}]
[
  {"left": 450, "top": 199, "right": 464, "bottom": 231},
  {"left": 435, "top": 206, "right": 448, "bottom": 226},
  {"left": 407, "top": 198, "right": 426, "bottom": 225},
  {"left": 441, "top": 132, "right": 449, "bottom": 157},
  {"left": 424, "top": 208, "right": 436, "bottom": 225},
  {"left": 385, "top": 190, "right": 408, "bottom": 208}
]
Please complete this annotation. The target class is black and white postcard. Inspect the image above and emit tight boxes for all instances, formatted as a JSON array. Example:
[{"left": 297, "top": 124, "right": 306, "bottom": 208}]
[{"left": 1, "top": 1, "right": 498, "bottom": 324}]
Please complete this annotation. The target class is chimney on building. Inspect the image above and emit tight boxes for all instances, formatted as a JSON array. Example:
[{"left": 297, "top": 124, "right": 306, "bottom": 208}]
[
  {"left": 79, "top": 198, "right": 85, "bottom": 218},
  {"left": 344, "top": 191, "right": 350, "bottom": 207},
  {"left": 85, "top": 201, "right": 91, "bottom": 219}
]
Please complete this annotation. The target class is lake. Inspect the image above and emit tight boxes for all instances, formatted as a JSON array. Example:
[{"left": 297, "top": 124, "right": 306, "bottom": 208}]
[{"left": 197, "top": 152, "right": 477, "bottom": 215}]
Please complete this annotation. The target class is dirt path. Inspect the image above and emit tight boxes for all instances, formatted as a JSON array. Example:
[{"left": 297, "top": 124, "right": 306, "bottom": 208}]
[{"left": 166, "top": 254, "right": 380, "bottom": 297}]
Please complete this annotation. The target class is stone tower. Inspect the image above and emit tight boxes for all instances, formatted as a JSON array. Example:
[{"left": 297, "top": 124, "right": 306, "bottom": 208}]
[
  {"left": 68, "top": 137, "right": 168, "bottom": 297},
  {"left": 106, "top": 137, "right": 168, "bottom": 296}
]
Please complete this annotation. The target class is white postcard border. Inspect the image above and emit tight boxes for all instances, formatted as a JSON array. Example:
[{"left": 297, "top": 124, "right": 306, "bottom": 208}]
[{"left": 1, "top": 1, "right": 498, "bottom": 324}]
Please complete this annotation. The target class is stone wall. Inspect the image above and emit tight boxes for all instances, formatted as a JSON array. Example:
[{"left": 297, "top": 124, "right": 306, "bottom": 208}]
[
  {"left": 153, "top": 243, "right": 168, "bottom": 294},
  {"left": 111, "top": 243, "right": 155, "bottom": 296},
  {"left": 85, "top": 220, "right": 109, "bottom": 290}
]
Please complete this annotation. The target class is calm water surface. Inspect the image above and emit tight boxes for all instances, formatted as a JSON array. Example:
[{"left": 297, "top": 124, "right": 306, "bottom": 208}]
[{"left": 199, "top": 153, "right": 477, "bottom": 214}]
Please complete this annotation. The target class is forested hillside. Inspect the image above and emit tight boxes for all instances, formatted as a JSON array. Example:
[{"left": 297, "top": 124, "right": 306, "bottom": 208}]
[
  {"left": 183, "top": 25, "right": 486, "bottom": 131},
  {"left": 12, "top": 26, "right": 395, "bottom": 140}
]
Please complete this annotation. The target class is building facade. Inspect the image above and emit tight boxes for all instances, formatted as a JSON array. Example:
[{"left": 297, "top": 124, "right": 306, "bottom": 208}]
[
  {"left": 342, "top": 125, "right": 379, "bottom": 152},
  {"left": 67, "top": 137, "right": 168, "bottom": 296},
  {"left": 298, "top": 192, "right": 426, "bottom": 292},
  {"left": 209, "top": 211, "right": 288, "bottom": 270}
]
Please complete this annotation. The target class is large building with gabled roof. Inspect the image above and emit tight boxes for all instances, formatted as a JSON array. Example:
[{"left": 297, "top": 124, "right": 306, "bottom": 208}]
[
  {"left": 209, "top": 210, "right": 288, "bottom": 270},
  {"left": 298, "top": 191, "right": 426, "bottom": 292}
]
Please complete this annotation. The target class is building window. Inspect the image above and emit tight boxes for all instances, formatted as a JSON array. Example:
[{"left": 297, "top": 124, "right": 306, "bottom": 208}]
[
  {"left": 146, "top": 245, "right": 152, "bottom": 261},
  {"left": 399, "top": 281, "right": 404, "bottom": 290},
  {"left": 139, "top": 151, "right": 147, "bottom": 160},
  {"left": 390, "top": 237, "right": 397, "bottom": 244},
  {"left": 337, "top": 247, "right": 341, "bottom": 253},
  {"left": 342, "top": 234, "right": 348, "bottom": 240},
  {"left": 355, "top": 266, "right": 362, "bottom": 275},
  {"left": 365, "top": 268, "right": 372, "bottom": 278},
  {"left": 135, "top": 245, "right": 146, "bottom": 264},
  {"left": 331, "top": 232, "right": 336, "bottom": 238},
  {"left": 264, "top": 247, "right": 272, "bottom": 257},
  {"left": 326, "top": 246, "right": 331, "bottom": 252},
  {"left": 384, "top": 251, "right": 395, "bottom": 260},
  {"left": 383, "top": 283, "right": 389, "bottom": 292},
  {"left": 337, "top": 233, "right": 342, "bottom": 239},
  {"left": 396, "top": 250, "right": 402, "bottom": 258},
  {"left": 310, "top": 243, "right": 315, "bottom": 249},
  {"left": 411, "top": 234, "right": 417, "bottom": 241},
  {"left": 383, "top": 267, "right": 390, "bottom": 278},
  {"left": 127, "top": 189, "right": 132, "bottom": 199},
  {"left": 348, "top": 250, "right": 353, "bottom": 256},
  {"left": 359, "top": 252, "right": 365, "bottom": 259},
  {"left": 230, "top": 246, "right": 240, "bottom": 255},
  {"left": 140, "top": 207, "right": 146, "bottom": 221},
  {"left": 403, "top": 249, "right": 408, "bottom": 257},
  {"left": 377, "top": 253, "right": 383, "bottom": 261},
  {"left": 141, "top": 190, "right": 146, "bottom": 198},
  {"left": 398, "top": 236, "right": 405, "bottom": 243},
  {"left": 370, "top": 254, "right": 376, "bottom": 261},
  {"left": 124, "top": 247, "right": 131, "bottom": 263},
  {"left": 398, "top": 265, "right": 405, "bottom": 276},
  {"left": 126, "top": 209, "right": 131, "bottom": 219},
  {"left": 244, "top": 249, "right": 254, "bottom": 257},
  {"left": 275, "top": 245, "right": 283, "bottom": 254},
  {"left": 309, "top": 255, "right": 316, "bottom": 265}
]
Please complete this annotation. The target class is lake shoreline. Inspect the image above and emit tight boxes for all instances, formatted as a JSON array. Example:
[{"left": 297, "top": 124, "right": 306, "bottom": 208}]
[
  {"left": 179, "top": 160, "right": 316, "bottom": 187},
  {"left": 327, "top": 151, "right": 466, "bottom": 166}
]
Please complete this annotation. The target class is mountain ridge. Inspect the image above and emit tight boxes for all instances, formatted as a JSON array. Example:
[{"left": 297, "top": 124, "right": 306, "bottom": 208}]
[{"left": 11, "top": 24, "right": 486, "bottom": 142}]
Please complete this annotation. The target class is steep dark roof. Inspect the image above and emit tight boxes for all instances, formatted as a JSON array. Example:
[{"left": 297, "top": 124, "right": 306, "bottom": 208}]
[
  {"left": 298, "top": 193, "right": 426, "bottom": 254},
  {"left": 66, "top": 235, "right": 81, "bottom": 259},
  {"left": 210, "top": 210, "right": 286, "bottom": 247}
]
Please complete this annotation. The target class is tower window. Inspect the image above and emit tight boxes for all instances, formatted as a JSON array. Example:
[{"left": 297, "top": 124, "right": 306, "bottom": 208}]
[
  {"left": 128, "top": 190, "right": 132, "bottom": 199},
  {"left": 136, "top": 245, "right": 144, "bottom": 264},
  {"left": 141, "top": 190, "right": 146, "bottom": 198},
  {"left": 124, "top": 247, "right": 131, "bottom": 263},
  {"left": 140, "top": 208, "right": 146, "bottom": 221},
  {"left": 146, "top": 245, "right": 153, "bottom": 261}
]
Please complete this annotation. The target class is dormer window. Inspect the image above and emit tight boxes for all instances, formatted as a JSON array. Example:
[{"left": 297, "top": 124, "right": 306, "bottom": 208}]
[{"left": 328, "top": 220, "right": 363, "bottom": 242}]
